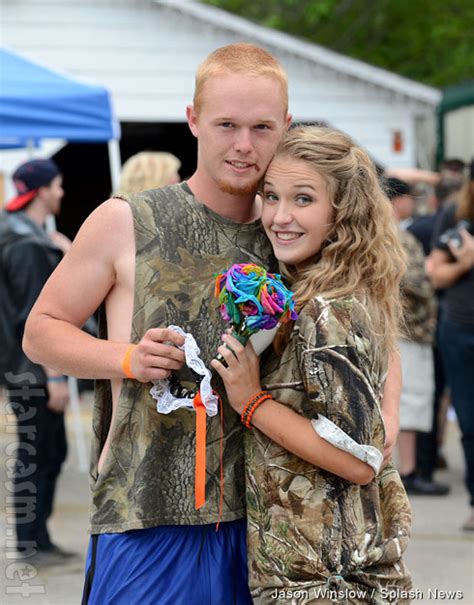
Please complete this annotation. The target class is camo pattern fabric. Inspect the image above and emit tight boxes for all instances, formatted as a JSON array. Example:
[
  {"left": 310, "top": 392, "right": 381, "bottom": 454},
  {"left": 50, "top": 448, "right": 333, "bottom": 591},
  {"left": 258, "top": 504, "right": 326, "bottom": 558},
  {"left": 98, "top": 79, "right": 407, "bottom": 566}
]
[
  {"left": 89, "top": 182, "right": 274, "bottom": 533},
  {"left": 399, "top": 229, "right": 436, "bottom": 345},
  {"left": 246, "top": 296, "right": 413, "bottom": 604}
]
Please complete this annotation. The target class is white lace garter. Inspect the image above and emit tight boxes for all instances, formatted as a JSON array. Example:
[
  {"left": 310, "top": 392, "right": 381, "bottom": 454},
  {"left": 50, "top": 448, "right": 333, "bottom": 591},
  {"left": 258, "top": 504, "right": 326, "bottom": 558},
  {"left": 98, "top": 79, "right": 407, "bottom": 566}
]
[{"left": 149, "top": 325, "right": 219, "bottom": 417}]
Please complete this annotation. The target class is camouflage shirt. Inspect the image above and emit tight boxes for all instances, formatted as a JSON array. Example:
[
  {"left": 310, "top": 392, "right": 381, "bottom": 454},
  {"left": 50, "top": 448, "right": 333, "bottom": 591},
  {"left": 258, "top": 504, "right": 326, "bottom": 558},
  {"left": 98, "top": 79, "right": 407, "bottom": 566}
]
[
  {"left": 89, "top": 182, "right": 273, "bottom": 533},
  {"left": 399, "top": 229, "right": 436, "bottom": 345},
  {"left": 246, "top": 296, "right": 412, "bottom": 604}
]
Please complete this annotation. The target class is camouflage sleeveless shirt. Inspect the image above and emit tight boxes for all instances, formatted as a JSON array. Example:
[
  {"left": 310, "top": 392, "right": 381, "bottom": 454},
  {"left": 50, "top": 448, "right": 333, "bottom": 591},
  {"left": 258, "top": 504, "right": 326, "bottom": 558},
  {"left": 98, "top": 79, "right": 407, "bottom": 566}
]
[
  {"left": 89, "top": 182, "right": 273, "bottom": 533},
  {"left": 247, "top": 296, "right": 412, "bottom": 604}
]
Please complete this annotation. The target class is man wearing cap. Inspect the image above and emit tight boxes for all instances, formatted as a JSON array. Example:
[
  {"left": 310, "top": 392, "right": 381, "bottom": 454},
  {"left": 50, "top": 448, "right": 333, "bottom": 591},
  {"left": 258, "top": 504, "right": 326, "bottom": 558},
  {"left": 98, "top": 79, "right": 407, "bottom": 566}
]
[{"left": 0, "top": 158, "right": 74, "bottom": 565}]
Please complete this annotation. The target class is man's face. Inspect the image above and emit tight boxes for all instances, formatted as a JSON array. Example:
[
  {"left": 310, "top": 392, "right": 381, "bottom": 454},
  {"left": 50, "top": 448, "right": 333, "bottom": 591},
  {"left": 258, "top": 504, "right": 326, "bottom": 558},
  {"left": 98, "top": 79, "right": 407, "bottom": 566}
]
[
  {"left": 394, "top": 193, "right": 414, "bottom": 221},
  {"left": 40, "top": 175, "right": 64, "bottom": 215},
  {"left": 187, "top": 73, "right": 290, "bottom": 196}
]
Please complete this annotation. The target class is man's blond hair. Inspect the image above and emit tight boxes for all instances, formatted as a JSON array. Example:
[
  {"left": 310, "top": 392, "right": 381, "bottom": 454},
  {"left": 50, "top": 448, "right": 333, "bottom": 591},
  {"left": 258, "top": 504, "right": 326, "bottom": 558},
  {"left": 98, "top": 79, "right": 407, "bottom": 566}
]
[{"left": 193, "top": 43, "right": 288, "bottom": 114}]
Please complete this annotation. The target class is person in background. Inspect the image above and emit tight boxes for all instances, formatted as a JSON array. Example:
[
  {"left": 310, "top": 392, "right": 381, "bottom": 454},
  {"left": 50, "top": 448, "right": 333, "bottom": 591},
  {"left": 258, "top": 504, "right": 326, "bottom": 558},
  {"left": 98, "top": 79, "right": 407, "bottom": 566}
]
[
  {"left": 387, "top": 176, "right": 416, "bottom": 230},
  {"left": 439, "top": 158, "right": 465, "bottom": 187},
  {"left": 386, "top": 177, "right": 448, "bottom": 496},
  {"left": 0, "top": 158, "right": 74, "bottom": 565},
  {"left": 213, "top": 126, "right": 412, "bottom": 603},
  {"left": 409, "top": 177, "right": 464, "bottom": 256},
  {"left": 409, "top": 177, "right": 463, "bottom": 489},
  {"left": 118, "top": 151, "right": 181, "bottom": 193},
  {"left": 427, "top": 161, "right": 474, "bottom": 531}
]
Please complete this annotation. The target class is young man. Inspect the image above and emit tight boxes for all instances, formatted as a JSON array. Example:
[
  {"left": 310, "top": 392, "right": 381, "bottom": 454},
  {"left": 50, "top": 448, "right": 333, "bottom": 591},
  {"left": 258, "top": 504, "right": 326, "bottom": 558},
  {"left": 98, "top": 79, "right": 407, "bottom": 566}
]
[
  {"left": 24, "top": 45, "right": 401, "bottom": 603},
  {"left": 24, "top": 44, "right": 289, "bottom": 605},
  {"left": 1, "top": 159, "right": 73, "bottom": 565}
]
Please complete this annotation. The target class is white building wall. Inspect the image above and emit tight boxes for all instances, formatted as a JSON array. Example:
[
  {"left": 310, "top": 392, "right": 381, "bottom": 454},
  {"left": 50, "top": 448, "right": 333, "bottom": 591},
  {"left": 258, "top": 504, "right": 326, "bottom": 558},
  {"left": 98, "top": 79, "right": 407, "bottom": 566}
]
[
  {"left": 445, "top": 106, "right": 474, "bottom": 165},
  {"left": 1, "top": 0, "right": 435, "bottom": 167}
]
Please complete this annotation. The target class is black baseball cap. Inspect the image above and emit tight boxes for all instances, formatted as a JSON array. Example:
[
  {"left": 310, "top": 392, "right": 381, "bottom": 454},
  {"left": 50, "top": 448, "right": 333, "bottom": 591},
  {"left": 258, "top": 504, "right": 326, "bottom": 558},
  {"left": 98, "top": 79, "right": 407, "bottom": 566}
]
[{"left": 6, "top": 159, "right": 61, "bottom": 212}]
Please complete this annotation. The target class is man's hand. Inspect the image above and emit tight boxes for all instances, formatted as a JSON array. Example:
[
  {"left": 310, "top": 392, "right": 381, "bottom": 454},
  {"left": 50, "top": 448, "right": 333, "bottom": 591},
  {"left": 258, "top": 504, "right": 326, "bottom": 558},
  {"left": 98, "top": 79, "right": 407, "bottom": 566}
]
[
  {"left": 448, "top": 228, "right": 474, "bottom": 272},
  {"left": 129, "top": 328, "right": 186, "bottom": 383},
  {"left": 47, "top": 380, "right": 69, "bottom": 414}
]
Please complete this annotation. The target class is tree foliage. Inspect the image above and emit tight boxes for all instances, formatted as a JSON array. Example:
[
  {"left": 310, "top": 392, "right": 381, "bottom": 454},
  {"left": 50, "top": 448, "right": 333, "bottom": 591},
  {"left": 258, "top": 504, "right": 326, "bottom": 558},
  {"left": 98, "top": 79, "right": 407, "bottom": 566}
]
[{"left": 203, "top": 0, "right": 474, "bottom": 88}]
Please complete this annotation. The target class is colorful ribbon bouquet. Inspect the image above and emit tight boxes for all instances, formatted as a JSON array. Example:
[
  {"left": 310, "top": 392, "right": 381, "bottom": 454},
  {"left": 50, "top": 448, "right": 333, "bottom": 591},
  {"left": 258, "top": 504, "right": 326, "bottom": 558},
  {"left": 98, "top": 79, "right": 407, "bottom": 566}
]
[{"left": 214, "top": 262, "right": 298, "bottom": 346}]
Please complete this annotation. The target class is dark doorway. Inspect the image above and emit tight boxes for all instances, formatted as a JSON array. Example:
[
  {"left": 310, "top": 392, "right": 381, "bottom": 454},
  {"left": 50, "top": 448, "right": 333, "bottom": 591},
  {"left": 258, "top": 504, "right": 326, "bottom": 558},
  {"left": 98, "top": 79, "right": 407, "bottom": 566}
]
[
  {"left": 53, "top": 122, "right": 196, "bottom": 240},
  {"left": 53, "top": 142, "right": 111, "bottom": 240},
  {"left": 120, "top": 122, "right": 197, "bottom": 181}
]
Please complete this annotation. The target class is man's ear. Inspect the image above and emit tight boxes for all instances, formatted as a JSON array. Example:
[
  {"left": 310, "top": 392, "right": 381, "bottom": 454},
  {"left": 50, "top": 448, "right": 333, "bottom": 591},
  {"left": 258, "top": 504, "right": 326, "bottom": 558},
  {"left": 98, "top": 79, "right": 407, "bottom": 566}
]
[
  {"left": 36, "top": 185, "right": 49, "bottom": 200},
  {"left": 286, "top": 113, "right": 293, "bottom": 131},
  {"left": 186, "top": 105, "right": 199, "bottom": 138}
]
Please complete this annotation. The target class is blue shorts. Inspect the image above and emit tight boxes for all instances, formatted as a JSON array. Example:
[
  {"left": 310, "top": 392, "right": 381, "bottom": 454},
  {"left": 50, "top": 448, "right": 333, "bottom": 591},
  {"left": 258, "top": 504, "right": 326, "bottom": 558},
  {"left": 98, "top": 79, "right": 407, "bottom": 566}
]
[{"left": 82, "top": 519, "right": 252, "bottom": 605}]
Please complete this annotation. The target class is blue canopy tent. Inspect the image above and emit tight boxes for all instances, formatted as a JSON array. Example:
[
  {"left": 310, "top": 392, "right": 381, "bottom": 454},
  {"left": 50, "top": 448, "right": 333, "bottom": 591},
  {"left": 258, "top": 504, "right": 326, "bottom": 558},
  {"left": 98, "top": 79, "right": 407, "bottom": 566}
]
[
  {"left": 0, "top": 47, "right": 121, "bottom": 471},
  {"left": 0, "top": 46, "right": 121, "bottom": 187}
]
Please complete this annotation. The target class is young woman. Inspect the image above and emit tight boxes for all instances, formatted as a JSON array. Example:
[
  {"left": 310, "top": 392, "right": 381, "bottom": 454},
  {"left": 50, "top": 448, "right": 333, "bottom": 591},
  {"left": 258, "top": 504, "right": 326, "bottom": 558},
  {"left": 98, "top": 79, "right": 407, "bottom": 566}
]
[{"left": 212, "top": 126, "right": 413, "bottom": 604}]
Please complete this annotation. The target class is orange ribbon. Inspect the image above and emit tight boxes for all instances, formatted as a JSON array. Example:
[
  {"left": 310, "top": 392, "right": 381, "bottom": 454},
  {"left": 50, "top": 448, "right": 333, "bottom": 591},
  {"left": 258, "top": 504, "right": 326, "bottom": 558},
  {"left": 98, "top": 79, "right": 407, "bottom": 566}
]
[
  {"left": 193, "top": 391, "right": 225, "bottom": 528},
  {"left": 193, "top": 392, "right": 207, "bottom": 509}
]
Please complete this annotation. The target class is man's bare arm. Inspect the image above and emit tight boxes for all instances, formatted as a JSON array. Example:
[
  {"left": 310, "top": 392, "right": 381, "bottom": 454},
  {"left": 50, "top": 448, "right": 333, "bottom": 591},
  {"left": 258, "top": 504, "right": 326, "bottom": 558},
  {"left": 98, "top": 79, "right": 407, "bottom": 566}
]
[
  {"left": 23, "top": 198, "right": 184, "bottom": 381},
  {"left": 381, "top": 351, "right": 401, "bottom": 465}
]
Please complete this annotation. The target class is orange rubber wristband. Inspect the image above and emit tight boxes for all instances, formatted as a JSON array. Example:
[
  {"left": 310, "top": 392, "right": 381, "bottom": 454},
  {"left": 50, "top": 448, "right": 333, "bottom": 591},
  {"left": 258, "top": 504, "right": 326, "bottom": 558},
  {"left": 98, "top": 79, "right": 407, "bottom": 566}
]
[{"left": 121, "top": 344, "right": 137, "bottom": 379}]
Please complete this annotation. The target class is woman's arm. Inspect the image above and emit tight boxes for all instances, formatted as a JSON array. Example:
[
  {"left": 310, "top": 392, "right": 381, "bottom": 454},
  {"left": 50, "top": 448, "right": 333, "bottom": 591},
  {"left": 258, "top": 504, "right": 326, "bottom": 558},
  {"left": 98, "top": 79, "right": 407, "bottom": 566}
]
[
  {"left": 212, "top": 333, "right": 374, "bottom": 486},
  {"left": 380, "top": 352, "right": 401, "bottom": 465},
  {"left": 249, "top": 397, "right": 374, "bottom": 485}
]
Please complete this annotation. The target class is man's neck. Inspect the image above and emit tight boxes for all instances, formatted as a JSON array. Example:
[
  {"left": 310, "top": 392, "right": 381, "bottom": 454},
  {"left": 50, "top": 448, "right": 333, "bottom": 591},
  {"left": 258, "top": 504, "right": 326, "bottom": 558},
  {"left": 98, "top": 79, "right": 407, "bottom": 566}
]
[
  {"left": 186, "top": 174, "right": 259, "bottom": 224},
  {"left": 24, "top": 199, "right": 47, "bottom": 226}
]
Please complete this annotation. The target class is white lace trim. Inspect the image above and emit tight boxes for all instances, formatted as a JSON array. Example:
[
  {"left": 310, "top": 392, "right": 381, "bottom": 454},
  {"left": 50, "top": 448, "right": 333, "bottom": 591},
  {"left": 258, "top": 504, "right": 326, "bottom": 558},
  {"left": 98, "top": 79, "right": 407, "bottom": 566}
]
[
  {"left": 311, "top": 414, "right": 383, "bottom": 474},
  {"left": 149, "top": 325, "right": 219, "bottom": 417}
]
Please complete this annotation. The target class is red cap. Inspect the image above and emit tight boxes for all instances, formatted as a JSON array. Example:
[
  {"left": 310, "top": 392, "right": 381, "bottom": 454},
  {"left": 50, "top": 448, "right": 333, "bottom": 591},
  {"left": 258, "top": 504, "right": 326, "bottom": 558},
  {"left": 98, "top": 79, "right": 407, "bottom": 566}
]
[{"left": 5, "top": 189, "right": 39, "bottom": 212}]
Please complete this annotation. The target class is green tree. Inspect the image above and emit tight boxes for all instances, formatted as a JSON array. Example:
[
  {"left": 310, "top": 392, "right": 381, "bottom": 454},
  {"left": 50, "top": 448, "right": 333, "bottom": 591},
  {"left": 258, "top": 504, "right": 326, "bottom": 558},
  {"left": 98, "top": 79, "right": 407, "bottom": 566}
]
[{"left": 203, "top": 0, "right": 474, "bottom": 87}]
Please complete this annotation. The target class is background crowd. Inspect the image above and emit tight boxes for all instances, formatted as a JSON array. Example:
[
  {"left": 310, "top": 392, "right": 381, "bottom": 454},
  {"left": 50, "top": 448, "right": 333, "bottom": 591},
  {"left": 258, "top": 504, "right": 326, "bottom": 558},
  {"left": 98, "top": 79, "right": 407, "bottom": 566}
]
[{"left": 385, "top": 159, "right": 474, "bottom": 532}]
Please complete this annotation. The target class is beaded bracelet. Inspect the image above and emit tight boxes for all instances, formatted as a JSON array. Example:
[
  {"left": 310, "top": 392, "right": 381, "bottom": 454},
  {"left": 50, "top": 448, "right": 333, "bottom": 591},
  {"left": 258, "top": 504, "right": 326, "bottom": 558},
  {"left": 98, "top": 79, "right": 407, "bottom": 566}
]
[
  {"left": 245, "top": 394, "right": 272, "bottom": 429},
  {"left": 241, "top": 390, "right": 272, "bottom": 429},
  {"left": 240, "top": 390, "right": 266, "bottom": 425}
]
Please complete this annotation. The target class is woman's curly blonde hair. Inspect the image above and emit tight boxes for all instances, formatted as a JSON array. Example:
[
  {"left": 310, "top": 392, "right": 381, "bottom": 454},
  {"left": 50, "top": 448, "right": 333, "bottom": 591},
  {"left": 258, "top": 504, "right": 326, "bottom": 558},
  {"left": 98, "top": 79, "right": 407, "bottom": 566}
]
[
  {"left": 119, "top": 152, "right": 181, "bottom": 193},
  {"left": 273, "top": 126, "right": 407, "bottom": 354}
]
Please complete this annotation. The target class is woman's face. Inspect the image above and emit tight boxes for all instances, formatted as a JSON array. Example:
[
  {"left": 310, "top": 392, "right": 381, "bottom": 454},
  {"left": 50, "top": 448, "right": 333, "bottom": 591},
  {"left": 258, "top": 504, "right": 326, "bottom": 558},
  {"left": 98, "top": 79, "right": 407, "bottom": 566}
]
[{"left": 261, "top": 157, "right": 334, "bottom": 266}]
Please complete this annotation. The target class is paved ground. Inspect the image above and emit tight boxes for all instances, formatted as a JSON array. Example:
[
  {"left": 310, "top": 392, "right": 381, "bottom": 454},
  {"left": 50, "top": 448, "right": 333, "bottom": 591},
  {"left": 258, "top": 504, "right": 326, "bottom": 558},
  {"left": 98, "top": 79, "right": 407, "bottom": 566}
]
[{"left": 1, "top": 390, "right": 472, "bottom": 604}]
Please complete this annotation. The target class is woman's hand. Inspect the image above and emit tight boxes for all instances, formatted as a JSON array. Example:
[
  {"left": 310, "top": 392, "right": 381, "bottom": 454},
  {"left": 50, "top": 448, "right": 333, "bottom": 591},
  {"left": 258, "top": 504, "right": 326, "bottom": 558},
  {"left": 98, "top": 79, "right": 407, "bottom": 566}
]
[{"left": 211, "top": 334, "right": 262, "bottom": 414}]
